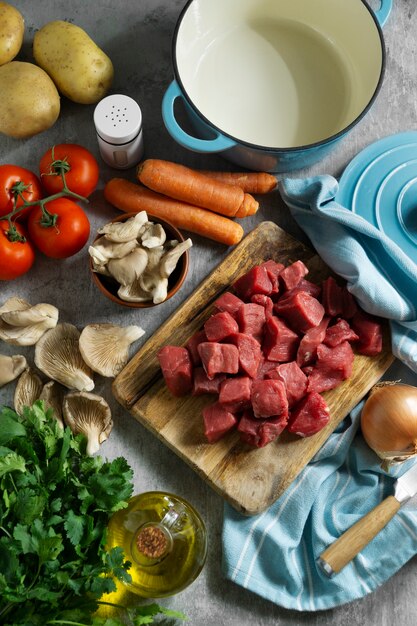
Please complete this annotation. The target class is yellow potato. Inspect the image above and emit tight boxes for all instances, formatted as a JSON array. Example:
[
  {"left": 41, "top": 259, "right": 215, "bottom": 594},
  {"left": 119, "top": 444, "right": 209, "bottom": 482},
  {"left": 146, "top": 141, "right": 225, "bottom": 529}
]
[
  {"left": 0, "top": 2, "right": 24, "bottom": 65},
  {"left": 33, "top": 20, "right": 114, "bottom": 105},
  {"left": 0, "top": 61, "right": 60, "bottom": 138}
]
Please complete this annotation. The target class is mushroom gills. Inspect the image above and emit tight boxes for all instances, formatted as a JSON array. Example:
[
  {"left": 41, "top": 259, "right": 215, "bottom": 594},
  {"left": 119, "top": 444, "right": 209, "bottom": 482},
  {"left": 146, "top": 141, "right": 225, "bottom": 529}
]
[{"left": 35, "top": 323, "right": 94, "bottom": 391}]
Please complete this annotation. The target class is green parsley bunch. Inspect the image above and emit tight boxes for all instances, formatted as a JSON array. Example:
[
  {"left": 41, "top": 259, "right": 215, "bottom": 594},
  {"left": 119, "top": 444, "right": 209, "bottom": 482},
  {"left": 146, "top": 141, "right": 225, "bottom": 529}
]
[{"left": 0, "top": 402, "right": 186, "bottom": 626}]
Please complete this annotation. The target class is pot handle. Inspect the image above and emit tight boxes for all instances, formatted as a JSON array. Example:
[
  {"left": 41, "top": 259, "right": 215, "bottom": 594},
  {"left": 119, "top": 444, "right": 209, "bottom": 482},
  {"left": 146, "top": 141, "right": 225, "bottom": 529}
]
[
  {"left": 162, "top": 81, "right": 236, "bottom": 153},
  {"left": 374, "top": 0, "right": 392, "bottom": 27}
]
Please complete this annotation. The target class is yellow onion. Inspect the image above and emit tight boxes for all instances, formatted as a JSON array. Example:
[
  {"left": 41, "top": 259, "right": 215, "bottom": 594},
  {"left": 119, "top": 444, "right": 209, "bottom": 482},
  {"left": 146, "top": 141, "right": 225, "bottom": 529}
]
[{"left": 361, "top": 382, "right": 417, "bottom": 467}]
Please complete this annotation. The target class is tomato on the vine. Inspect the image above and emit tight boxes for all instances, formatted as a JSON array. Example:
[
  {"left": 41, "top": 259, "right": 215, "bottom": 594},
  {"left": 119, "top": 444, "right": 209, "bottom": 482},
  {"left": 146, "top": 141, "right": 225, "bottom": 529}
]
[
  {"left": 27, "top": 198, "right": 90, "bottom": 259},
  {"left": 0, "top": 165, "right": 43, "bottom": 220},
  {"left": 39, "top": 144, "right": 100, "bottom": 198},
  {"left": 0, "top": 220, "right": 35, "bottom": 280}
]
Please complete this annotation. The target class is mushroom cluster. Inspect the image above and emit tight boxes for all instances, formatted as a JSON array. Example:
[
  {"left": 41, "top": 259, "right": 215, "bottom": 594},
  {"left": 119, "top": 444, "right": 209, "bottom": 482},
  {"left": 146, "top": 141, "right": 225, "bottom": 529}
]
[
  {"left": 0, "top": 297, "right": 145, "bottom": 456},
  {"left": 89, "top": 211, "right": 192, "bottom": 304}
]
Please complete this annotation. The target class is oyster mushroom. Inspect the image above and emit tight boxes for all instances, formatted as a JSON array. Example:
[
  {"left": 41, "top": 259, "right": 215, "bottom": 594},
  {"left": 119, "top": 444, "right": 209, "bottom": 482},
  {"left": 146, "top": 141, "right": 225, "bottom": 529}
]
[
  {"left": 140, "top": 223, "right": 166, "bottom": 248},
  {"left": 62, "top": 391, "right": 113, "bottom": 456},
  {"left": 159, "top": 238, "right": 192, "bottom": 278},
  {"left": 88, "top": 236, "right": 137, "bottom": 262},
  {"left": 0, "top": 354, "right": 27, "bottom": 387},
  {"left": 139, "top": 273, "right": 169, "bottom": 304},
  {"left": 39, "top": 380, "right": 65, "bottom": 428},
  {"left": 117, "top": 280, "right": 152, "bottom": 303},
  {"left": 35, "top": 323, "right": 94, "bottom": 391},
  {"left": 79, "top": 323, "right": 145, "bottom": 377},
  {"left": 98, "top": 211, "right": 149, "bottom": 242},
  {"left": 0, "top": 297, "right": 59, "bottom": 346},
  {"left": 107, "top": 247, "right": 149, "bottom": 286},
  {"left": 14, "top": 368, "right": 43, "bottom": 415}
]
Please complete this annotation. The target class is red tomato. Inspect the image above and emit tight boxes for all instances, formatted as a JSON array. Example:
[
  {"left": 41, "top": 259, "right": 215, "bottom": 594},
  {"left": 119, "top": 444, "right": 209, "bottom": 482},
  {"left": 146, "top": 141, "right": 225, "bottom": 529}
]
[
  {"left": 39, "top": 144, "right": 100, "bottom": 198},
  {"left": 0, "top": 220, "right": 35, "bottom": 280},
  {"left": 0, "top": 165, "right": 43, "bottom": 220},
  {"left": 27, "top": 198, "right": 90, "bottom": 259}
]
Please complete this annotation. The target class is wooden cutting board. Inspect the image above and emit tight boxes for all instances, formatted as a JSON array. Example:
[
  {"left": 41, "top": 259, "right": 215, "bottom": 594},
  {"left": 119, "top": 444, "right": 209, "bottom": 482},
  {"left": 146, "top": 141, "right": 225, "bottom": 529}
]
[{"left": 112, "top": 222, "right": 394, "bottom": 515}]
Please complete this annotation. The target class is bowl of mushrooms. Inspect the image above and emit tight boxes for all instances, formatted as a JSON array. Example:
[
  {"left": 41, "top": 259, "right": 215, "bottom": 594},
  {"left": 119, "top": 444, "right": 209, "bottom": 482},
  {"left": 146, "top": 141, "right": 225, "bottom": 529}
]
[{"left": 89, "top": 211, "right": 192, "bottom": 307}]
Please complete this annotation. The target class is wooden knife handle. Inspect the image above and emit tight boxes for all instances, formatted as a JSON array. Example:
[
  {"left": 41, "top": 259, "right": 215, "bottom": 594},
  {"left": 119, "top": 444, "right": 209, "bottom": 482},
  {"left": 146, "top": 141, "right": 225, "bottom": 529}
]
[{"left": 318, "top": 495, "right": 401, "bottom": 576}]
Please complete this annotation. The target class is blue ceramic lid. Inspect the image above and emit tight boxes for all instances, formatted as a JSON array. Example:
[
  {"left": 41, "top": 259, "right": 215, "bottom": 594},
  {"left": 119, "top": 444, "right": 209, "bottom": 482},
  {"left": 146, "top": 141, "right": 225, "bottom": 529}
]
[{"left": 336, "top": 131, "right": 417, "bottom": 261}]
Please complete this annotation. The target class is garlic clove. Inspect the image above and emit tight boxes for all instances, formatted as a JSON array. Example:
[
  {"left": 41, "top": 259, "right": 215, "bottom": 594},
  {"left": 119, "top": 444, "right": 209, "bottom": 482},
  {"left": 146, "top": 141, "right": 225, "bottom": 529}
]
[
  {"left": 14, "top": 368, "right": 44, "bottom": 415},
  {"left": 99, "top": 211, "right": 149, "bottom": 242},
  {"left": 159, "top": 238, "right": 192, "bottom": 279},
  {"left": 0, "top": 354, "right": 27, "bottom": 387},
  {"left": 62, "top": 391, "right": 113, "bottom": 456},
  {"left": 39, "top": 380, "right": 66, "bottom": 428},
  {"left": 35, "top": 323, "right": 94, "bottom": 391},
  {"left": 107, "top": 247, "right": 148, "bottom": 287},
  {"left": 140, "top": 223, "right": 167, "bottom": 248},
  {"left": 79, "top": 323, "right": 145, "bottom": 377}
]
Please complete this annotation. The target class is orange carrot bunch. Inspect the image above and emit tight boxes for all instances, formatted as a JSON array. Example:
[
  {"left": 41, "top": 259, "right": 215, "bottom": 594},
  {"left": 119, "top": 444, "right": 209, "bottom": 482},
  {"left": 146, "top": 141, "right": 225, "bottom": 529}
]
[{"left": 104, "top": 159, "right": 277, "bottom": 246}]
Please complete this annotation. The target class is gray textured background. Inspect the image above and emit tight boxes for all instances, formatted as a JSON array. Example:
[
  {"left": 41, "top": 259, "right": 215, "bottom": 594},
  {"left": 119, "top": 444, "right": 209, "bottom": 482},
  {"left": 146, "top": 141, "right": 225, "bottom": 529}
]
[{"left": 1, "top": 1, "right": 417, "bottom": 624}]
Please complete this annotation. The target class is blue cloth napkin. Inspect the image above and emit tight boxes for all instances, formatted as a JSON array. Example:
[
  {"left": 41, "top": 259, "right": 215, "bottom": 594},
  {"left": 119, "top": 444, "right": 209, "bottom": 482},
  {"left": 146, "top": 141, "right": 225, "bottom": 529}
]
[{"left": 222, "top": 175, "right": 417, "bottom": 610}]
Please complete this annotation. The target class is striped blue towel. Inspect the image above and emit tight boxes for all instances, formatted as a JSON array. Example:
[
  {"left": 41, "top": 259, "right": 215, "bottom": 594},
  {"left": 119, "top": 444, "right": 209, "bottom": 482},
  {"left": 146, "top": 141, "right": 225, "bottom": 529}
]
[
  {"left": 222, "top": 403, "right": 417, "bottom": 610},
  {"left": 222, "top": 175, "right": 417, "bottom": 609}
]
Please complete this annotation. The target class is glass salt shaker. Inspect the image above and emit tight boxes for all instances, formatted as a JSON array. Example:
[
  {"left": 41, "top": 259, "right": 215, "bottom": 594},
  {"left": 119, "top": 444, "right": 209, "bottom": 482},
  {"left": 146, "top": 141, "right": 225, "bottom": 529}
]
[{"left": 93, "top": 94, "right": 144, "bottom": 169}]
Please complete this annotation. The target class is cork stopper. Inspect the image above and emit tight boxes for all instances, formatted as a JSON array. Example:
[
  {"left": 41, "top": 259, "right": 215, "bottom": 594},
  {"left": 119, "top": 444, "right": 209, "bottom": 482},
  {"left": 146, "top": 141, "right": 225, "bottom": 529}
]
[{"left": 136, "top": 525, "right": 169, "bottom": 559}]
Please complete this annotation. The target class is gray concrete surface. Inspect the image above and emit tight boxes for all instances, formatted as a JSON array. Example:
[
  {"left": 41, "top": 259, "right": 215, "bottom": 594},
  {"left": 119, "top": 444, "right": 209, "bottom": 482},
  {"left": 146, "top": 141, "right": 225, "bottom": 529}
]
[{"left": 1, "top": 1, "right": 417, "bottom": 624}]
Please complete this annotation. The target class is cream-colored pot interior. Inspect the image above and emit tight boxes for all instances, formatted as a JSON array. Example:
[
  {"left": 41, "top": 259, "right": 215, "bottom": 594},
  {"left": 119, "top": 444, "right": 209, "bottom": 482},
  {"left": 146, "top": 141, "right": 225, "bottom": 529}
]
[{"left": 175, "top": 0, "right": 383, "bottom": 148}]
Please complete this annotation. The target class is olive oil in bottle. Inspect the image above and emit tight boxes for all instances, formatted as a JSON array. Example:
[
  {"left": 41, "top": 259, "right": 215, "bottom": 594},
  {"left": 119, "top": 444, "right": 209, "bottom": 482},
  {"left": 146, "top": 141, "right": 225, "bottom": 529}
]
[{"left": 106, "top": 491, "right": 208, "bottom": 597}]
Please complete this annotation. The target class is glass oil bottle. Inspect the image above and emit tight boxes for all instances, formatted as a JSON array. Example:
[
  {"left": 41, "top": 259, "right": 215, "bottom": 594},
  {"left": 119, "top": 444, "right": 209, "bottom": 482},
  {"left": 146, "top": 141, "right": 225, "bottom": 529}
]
[{"left": 106, "top": 491, "right": 208, "bottom": 597}]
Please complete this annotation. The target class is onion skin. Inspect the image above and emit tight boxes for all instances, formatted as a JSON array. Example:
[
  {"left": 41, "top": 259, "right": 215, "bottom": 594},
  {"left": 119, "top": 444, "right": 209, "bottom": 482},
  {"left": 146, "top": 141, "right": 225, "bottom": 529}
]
[{"left": 361, "top": 383, "right": 417, "bottom": 466}]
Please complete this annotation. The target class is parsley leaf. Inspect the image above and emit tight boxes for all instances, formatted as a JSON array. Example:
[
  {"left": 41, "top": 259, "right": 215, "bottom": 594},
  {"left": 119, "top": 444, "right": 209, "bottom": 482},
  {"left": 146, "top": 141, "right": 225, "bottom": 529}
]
[{"left": 0, "top": 402, "right": 187, "bottom": 626}]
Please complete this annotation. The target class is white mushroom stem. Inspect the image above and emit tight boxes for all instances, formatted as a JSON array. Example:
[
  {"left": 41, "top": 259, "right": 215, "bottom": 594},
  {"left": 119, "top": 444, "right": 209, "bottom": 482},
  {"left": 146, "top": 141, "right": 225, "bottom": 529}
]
[{"left": 0, "top": 354, "right": 27, "bottom": 387}]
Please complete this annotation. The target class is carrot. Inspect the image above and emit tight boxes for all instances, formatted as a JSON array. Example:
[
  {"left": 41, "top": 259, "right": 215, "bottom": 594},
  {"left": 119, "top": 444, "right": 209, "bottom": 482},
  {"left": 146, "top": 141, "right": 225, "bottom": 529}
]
[
  {"left": 137, "top": 159, "right": 257, "bottom": 218},
  {"left": 104, "top": 178, "right": 244, "bottom": 247},
  {"left": 235, "top": 194, "right": 259, "bottom": 218},
  {"left": 201, "top": 170, "right": 277, "bottom": 194}
]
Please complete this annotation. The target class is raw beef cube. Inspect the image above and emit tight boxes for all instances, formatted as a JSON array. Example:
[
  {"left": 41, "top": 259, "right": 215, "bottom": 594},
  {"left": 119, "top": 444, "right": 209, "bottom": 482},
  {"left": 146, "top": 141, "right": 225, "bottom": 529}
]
[
  {"left": 214, "top": 291, "right": 244, "bottom": 316},
  {"left": 251, "top": 379, "right": 289, "bottom": 418},
  {"left": 233, "top": 265, "right": 273, "bottom": 301},
  {"left": 324, "top": 318, "right": 359, "bottom": 347},
  {"left": 260, "top": 260, "right": 284, "bottom": 294},
  {"left": 204, "top": 311, "right": 239, "bottom": 342},
  {"left": 192, "top": 367, "right": 226, "bottom": 396},
  {"left": 341, "top": 287, "right": 358, "bottom": 319},
  {"left": 266, "top": 361, "right": 307, "bottom": 407},
  {"left": 157, "top": 346, "right": 193, "bottom": 397},
  {"left": 198, "top": 342, "right": 239, "bottom": 379},
  {"left": 287, "top": 392, "right": 330, "bottom": 437},
  {"left": 185, "top": 330, "right": 207, "bottom": 366},
  {"left": 283, "top": 279, "right": 322, "bottom": 300},
  {"left": 219, "top": 376, "right": 252, "bottom": 412},
  {"left": 350, "top": 310, "right": 383, "bottom": 356},
  {"left": 296, "top": 316, "right": 330, "bottom": 367},
  {"left": 262, "top": 316, "right": 299, "bottom": 362},
  {"left": 238, "top": 409, "right": 288, "bottom": 447},
  {"left": 203, "top": 402, "right": 238, "bottom": 442},
  {"left": 279, "top": 260, "right": 309, "bottom": 291},
  {"left": 229, "top": 332, "right": 262, "bottom": 378},
  {"left": 236, "top": 303, "right": 266, "bottom": 340},
  {"left": 256, "top": 357, "right": 280, "bottom": 379},
  {"left": 250, "top": 294, "right": 274, "bottom": 320},
  {"left": 274, "top": 291, "right": 325, "bottom": 333},
  {"left": 307, "top": 341, "right": 355, "bottom": 393},
  {"left": 321, "top": 276, "right": 344, "bottom": 317}
]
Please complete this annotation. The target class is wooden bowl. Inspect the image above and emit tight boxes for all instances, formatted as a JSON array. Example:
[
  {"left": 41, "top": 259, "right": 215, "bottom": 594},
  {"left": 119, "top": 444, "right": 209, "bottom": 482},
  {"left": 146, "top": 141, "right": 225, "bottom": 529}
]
[{"left": 90, "top": 212, "right": 189, "bottom": 308}]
